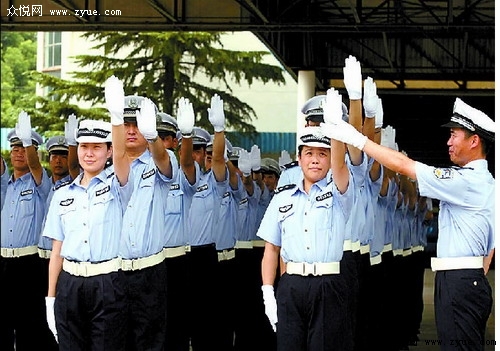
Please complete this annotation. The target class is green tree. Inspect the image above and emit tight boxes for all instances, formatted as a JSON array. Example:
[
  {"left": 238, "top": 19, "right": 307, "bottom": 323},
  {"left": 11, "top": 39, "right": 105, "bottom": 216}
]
[
  {"left": 29, "top": 31, "right": 286, "bottom": 134},
  {"left": 1, "top": 32, "right": 37, "bottom": 127}
]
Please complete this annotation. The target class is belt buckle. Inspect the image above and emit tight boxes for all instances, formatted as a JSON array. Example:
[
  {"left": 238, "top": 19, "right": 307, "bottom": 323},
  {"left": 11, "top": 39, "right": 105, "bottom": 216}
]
[
  {"left": 303, "top": 263, "right": 316, "bottom": 276},
  {"left": 122, "top": 260, "right": 134, "bottom": 271},
  {"left": 76, "top": 263, "right": 88, "bottom": 277}
]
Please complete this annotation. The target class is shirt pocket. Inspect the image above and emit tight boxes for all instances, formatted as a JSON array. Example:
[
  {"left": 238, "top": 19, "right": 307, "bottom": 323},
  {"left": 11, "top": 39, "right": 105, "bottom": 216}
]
[
  {"left": 18, "top": 190, "right": 35, "bottom": 219},
  {"left": 58, "top": 201, "right": 78, "bottom": 227},
  {"left": 166, "top": 190, "right": 184, "bottom": 215}
]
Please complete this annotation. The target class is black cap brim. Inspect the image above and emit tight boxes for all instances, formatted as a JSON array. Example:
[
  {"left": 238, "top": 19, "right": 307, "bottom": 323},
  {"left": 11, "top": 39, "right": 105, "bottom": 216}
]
[{"left": 441, "top": 121, "right": 465, "bottom": 129}]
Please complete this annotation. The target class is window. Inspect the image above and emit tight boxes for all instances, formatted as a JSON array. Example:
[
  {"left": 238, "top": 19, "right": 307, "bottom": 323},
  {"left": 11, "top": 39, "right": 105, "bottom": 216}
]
[{"left": 44, "top": 32, "right": 61, "bottom": 68}]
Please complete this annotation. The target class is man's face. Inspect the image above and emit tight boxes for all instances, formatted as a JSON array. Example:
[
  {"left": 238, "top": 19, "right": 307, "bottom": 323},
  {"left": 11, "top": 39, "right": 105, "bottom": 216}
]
[
  {"left": 49, "top": 152, "right": 69, "bottom": 178},
  {"left": 446, "top": 128, "right": 477, "bottom": 167},
  {"left": 160, "top": 135, "right": 178, "bottom": 150},
  {"left": 124, "top": 121, "right": 148, "bottom": 151},
  {"left": 262, "top": 173, "right": 278, "bottom": 191},
  {"left": 10, "top": 146, "right": 29, "bottom": 172}
]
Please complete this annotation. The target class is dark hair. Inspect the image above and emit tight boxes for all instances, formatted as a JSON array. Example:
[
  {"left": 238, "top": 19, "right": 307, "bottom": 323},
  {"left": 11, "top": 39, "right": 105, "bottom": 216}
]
[{"left": 464, "top": 129, "right": 491, "bottom": 155}]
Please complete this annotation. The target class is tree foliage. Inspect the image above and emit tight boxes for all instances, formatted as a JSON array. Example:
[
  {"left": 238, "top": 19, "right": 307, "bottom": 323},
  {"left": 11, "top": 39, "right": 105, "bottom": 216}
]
[
  {"left": 29, "top": 31, "right": 286, "bottom": 135},
  {"left": 1, "top": 32, "right": 37, "bottom": 127}
]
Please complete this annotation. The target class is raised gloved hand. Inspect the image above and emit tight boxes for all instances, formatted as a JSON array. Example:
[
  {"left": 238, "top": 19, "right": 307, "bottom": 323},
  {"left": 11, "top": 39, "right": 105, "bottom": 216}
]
[
  {"left": 104, "top": 75, "right": 125, "bottom": 126},
  {"left": 363, "top": 77, "right": 378, "bottom": 118},
  {"left": 343, "top": 55, "right": 362, "bottom": 100},
  {"left": 375, "top": 97, "right": 384, "bottom": 129},
  {"left": 45, "top": 296, "right": 58, "bottom": 342},
  {"left": 238, "top": 149, "right": 252, "bottom": 177},
  {"left": 177, "top": 97, "right": 195, "bottom": 137},
  {"left": 380, "top": 127, "right": 391, "bottom": 148},
  {"left": 278, "top": 150, "right": 292, "bottom": 169},
  {"left": 250, "top": 145, "right": 261, "bottom": 172},
  {"left": 262, "top": 285, "right": 278, "bottom": 332},
  {"left": 208, "top": 94, "right": 225, "bottom": 133},
  {"left": 322, "top": 87, "right": 344, "bottom": 125},
  {"left": 136, "top": 97, "right": 158, "bottom": 142},
  {"left": 65, "top": 113, "right": 78, "bottom": 146},
  {"left": 15, "top": 111, "right": 33, "bottom": 147},
  {"left": 321, "top": 119, "right": 368, "bottom": 150}
]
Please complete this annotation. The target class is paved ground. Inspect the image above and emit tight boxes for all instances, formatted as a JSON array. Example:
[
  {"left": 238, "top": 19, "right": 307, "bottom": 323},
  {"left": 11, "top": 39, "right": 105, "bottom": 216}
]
[{"left": 410, "top": 268, "right": 496, "bottom": 351}]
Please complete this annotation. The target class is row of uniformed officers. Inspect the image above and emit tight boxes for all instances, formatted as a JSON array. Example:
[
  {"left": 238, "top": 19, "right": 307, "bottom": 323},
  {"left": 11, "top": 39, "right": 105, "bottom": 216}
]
[{"left": 1, "top": 54, "right": 493, "bottom": 351}]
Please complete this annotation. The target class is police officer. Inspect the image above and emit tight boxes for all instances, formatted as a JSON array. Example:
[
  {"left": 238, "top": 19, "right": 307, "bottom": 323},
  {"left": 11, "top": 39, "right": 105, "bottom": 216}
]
[
  {"left": 44, "top": 76, "right": 133, "bottom": 349},
  {"left": 178, "top": 95, "right": 228, "bottom": 350},
  {"left": 259, "top": 88, "right": 354, "bottom": 351},
  {"left": 162, "top": 100, "right": 198, "bottom": 351},
  {"left": 1, "top": 111, "right": 51, "bottom": 351},
  {"left": 116, "top": 91, "right": 177, "bottom": 350},
  {"left": 323, "top": 97, "right": 495, "bottom": 350},
  {"left": 157, "top": 111, "right": 179, "bottom": 151},
  {"left": 37, "top": 125, "right": 80, "bottom": 351}
]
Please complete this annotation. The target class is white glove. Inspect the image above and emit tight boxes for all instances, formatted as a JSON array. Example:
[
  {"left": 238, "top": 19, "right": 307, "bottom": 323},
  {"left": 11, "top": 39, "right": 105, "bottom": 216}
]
[
  {"left": 238, "top": 149, "right": 252, "bottom": 177},
  {"left": 65, "top": 114, "right": 78, "bottom": 146},
  {"left": 322, "top": 88, "right": 344, "bottom": 125},
  {"left": 375, "top": 98, "right": 384, "bottom": 129},
  {"left": 278, "top": 150, "right": 292, "bottom": 169},
  {"left": 45, "top": 297, "right": 58, "bottom": 342},
  {"left": 15, "top": 111, "right": 33, "bottom": 147},
  {"left": 208, "top": 94, "right": 225, "bottom": 133},
  {"left": 177, "top": 97, "right": 195, "bottom": 137},
  {"left": 363, "top": 77, "right": 378, "bottom": 118},
  {"left": 250, "top": 145, "right": 261, "bottom": 172},
  {"left": 426, "top": 198, "right": 433, "bottom": 211},
  {"left": 262, "top": 285, "right": 278, "bottom": 332},
  {"left": 321, "top": 119, "right": 368, "bottom": 150},
  {"left": 136, "top": 97, "right": 158, "bottom": 141},
  {"left": 343, "top": 55, "right": 362, "bottom": 100},
  {"left": 104, "top": 75, "right": 125, "bottom": 126},
  {"left": 380, "top": 127, "right": 391, "bottom": 148}
]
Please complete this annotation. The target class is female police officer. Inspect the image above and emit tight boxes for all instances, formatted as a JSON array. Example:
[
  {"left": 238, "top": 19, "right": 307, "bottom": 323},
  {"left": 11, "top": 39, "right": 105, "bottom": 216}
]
[{"left": 257, "top": 87, "right": 354, "bottom": 351}]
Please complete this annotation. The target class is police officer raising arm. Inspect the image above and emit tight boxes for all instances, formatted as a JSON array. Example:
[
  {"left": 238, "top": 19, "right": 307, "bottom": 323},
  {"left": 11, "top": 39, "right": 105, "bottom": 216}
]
[
  {"left": 321, "top": 97, "right": 494, "bottom": 350},
  {"left": 258, "top": 87, "right": 353, "bottom": 351}
]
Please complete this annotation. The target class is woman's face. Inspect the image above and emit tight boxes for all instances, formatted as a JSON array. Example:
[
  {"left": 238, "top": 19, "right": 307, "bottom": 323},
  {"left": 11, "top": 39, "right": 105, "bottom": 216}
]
[
  {"left": 77, "top": 142, "right": 112, "bottom": 175},
  {"left": 298, "top": 146, "right": 331, "bottom": 184}
]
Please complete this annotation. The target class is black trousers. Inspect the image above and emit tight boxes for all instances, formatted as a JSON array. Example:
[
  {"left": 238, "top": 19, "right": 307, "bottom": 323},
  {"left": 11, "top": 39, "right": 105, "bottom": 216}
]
[
  {"left": 435, "top": 268, "right": 493, "bottom": 351},
  {"left": 276, "top": 273, "right": 352, "bottom": 351},
  {"left": 0, "top": 254, "right": 54, "bottom": 351},
  {"left": 123, "top": 261, "right": 168, "bottom": 351},
  {"left": 164, "top": 254, "right": 190, "bottom": 351},
  {"left": 186, "top": 244, "right": 218, "bottom": 351},
  {"left": 56, "top": 270, "right": 128, "bottom": 351},
  {"left": 233, "top": 247, "right": 276, "bottom": 351}
]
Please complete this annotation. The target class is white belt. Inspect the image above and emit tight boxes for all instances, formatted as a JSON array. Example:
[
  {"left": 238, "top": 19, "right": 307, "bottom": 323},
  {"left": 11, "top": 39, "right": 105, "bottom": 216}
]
[
  {"left": 163, "top": 246, "right": 186, "bottom": 258},
  {"left": 1, "top": 245, "right": 38, "bottom": 258},
  {"left": 63, "top": 258, "right": 121, "bottom": 277},
  {"left": 234, "top": 241, "right": 253, "bottom": 249},
  {"left": 38, "top": 248, "right": 52, "bottom": 259},
  {"left": 286, "top": 262, "right": 340, "bottom": 276},
  {"left": 217, "top": 249, "right": 236, "bottom": 262},
  {"left": 121, "top": 251, "right": 165, "bottom": 271},
  {"left": 412, "top": 245, "right": 424, "bottom": 252},
  {"left": 393, "top": 249, "right": 403, "bottom": 256},
  {"left": 383, "top": 244, "right": 392, "bottom": 253},
  {"left": 360, "top": 244, "right": 370, "bottom": 255},
  {"left": 403, "top": 248, "right": 412, "bottom": 257},
  {"left": 431, "top": 256, "right": 483, "bottom": 271},
  {"left": 351, "top": 240, "right": 360, "bottom": 252},
  {"left": 370, "top": 254, "right": 382, "bottom": 266},
  {"left": 252, "top": 240, "right": 266, "bottom": 248},
  {"left": 343, "top": 239, "right": 352, "bottom": 251}
]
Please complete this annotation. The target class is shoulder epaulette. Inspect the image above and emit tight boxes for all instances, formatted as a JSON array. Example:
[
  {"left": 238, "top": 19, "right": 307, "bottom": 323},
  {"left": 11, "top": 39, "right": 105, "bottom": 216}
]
[
  {"left": 107, "top": 172, "right": 115, "bottom": 179},
  {"left": 274, "top": 183, "right": 295, "bottom": 194},
  {"left": 282, "top": 161, "right": 298, "bottom": 170},
  {"left": 54, "top": 180, "right": 71, "bottom": 191},
  {"left": 451, "top": 166, "right": 474, "bottom": 170}
]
